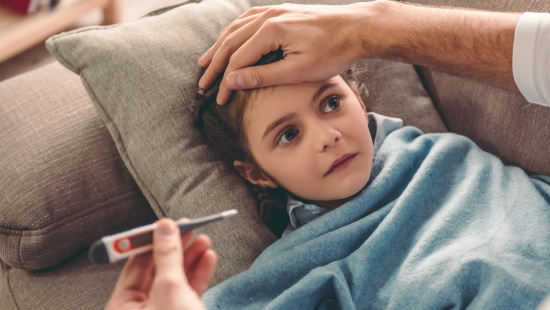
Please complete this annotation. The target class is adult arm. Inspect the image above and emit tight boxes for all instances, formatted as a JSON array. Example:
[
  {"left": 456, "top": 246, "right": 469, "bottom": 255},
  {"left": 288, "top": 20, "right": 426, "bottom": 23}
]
[{"left": 198, "top": 1, "right": 523, "bottom": 105}]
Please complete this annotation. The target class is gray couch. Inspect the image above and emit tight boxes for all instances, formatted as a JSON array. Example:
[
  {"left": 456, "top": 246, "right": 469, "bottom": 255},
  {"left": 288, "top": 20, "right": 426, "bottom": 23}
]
[{"left": 1, "top": 0, "right": 549, "bottom": 309}]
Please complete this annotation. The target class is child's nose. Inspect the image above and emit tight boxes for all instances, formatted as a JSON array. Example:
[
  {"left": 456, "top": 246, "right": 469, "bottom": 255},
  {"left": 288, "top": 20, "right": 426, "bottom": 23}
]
[{"left": 317, "top": 125, "right": 342, "bottom": 152}]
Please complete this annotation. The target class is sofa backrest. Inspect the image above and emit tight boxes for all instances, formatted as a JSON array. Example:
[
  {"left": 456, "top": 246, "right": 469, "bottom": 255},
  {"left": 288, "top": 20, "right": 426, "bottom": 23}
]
[{"left": 413, "top": 0, "right": 550, "bottom": 176}]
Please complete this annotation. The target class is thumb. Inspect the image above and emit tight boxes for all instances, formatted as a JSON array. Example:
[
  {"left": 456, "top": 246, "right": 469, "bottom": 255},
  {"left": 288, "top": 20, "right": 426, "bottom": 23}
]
[
  {"left": 151, "top": 219, "right": 203, "bottom": 309},
  {"left": 153, "top": 219, "right": 187, "bottom": 285},
  {"left": 226, "top": 60, "right": 304, "bottom": 90}
]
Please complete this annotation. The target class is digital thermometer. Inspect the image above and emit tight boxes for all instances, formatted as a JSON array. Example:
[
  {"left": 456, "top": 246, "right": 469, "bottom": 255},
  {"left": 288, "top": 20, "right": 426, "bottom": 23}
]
[{"left": 88, "top": 209, "right": 238, "bottom": 264}]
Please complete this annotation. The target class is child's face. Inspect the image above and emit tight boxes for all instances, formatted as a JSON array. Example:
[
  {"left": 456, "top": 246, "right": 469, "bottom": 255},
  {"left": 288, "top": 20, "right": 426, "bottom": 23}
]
[{"left": 235, "top": 76, "right": 374, "bottom": 208}]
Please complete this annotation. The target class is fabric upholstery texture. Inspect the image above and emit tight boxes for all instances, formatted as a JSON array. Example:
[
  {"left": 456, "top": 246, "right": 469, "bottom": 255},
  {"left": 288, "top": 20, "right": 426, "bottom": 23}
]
[
  {"left": 0, "top": 261, "right": 17, "bottom": 310},
  {"left": 0, "top": 62, "right": 157, "bottom": 270},
  {"left": 1, "top": 249, "right": 125, "bottom": 310},
  {"left": 46, "top": 0, "right": 277, "bottom": 285},
  {"left": 44, "top": 0, "right": 443, "bottom": 286},
  {"left": 412, "top": 0, "right": 550, "bottom": 176},
  {"left": 1, "top": 0, "right": 545, "bottom": 309}
]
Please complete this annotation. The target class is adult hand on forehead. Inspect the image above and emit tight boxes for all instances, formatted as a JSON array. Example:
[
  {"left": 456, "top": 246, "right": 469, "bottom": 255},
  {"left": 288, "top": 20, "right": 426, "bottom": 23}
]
[
  {"left": 197, "top": 3, "right": 373, "bottom": 105},
  {"left": 198, "top": 1, "right": 523, "bottom": 105}
]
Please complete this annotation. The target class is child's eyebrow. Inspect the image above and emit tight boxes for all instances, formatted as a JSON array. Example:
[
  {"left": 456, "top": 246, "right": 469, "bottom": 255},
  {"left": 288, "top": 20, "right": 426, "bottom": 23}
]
[
  {"left": 262, "top": 113, "right": 296, "bottom": 140},
  {"left": 312, "top": 82, "right": 338, "bottom": 103},
  {"left": 261, "top": 82, "right": 339, "bottom": 141}
]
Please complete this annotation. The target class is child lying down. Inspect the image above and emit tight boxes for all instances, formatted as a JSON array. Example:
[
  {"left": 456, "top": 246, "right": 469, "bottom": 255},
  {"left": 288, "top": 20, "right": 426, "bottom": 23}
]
[{"left": 194, "top": 51, "right": 550, "bottom": 309}]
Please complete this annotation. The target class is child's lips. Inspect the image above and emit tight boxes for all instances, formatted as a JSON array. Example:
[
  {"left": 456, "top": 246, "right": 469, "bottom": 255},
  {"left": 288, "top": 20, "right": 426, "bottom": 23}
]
[{"left": 325, "top": 153, "right": 358, "bottom": 176}]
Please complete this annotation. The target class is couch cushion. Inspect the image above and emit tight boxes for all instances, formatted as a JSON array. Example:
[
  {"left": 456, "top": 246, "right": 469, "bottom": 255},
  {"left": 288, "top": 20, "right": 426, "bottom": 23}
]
[
  {"left": 412, "top": 0, "right": 550, "bottom": 176},
  {"left": 45, "top": 0, "right": 444, "bottom": 285},
  {"left": 0, "top": 61, "right": 157, "bottom": 270},
  {"left": 0, "top": 248, "right": 124, "bottom": 310}
]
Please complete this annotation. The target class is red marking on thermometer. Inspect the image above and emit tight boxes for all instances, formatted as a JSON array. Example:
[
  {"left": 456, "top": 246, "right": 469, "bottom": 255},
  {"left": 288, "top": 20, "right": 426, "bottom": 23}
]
[{"left": 88, "top": 209, "right": 238, "bottom": 264}]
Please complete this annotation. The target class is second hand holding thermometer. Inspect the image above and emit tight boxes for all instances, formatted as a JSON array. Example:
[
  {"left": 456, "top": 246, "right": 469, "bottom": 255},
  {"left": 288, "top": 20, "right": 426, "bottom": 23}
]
[{"left": 89, "top": 209, "right": 238, "bottom": 264}]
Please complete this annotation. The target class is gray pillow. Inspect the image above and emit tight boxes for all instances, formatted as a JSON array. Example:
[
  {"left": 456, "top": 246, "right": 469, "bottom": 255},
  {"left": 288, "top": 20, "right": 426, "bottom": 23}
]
[{"left": 45, "top": 0, "right": 444, "bottom": 284}]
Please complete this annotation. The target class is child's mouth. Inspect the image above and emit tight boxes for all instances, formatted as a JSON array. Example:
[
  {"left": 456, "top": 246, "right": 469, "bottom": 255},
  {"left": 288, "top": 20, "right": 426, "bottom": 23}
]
[{"left": 325, "top": 153, "right": 358, "bottom": 176}]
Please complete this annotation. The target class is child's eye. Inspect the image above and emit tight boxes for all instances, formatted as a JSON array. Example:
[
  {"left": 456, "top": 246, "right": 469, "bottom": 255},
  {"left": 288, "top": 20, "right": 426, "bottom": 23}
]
[
  {"left": 277, "top": 128, "right": 299, "bottom": 146},
  {"left": 322, "top": 96, "right": 341, "bottom": 113}
]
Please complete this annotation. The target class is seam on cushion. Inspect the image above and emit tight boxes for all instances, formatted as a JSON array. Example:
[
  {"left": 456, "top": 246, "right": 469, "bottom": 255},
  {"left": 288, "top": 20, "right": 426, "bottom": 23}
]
[
  {"left": 47, "top": 1, "right": 194, "bottom": 71},
  {"left": 45, "top": 37, "right": 76, "bottom": 74},
  {"left": 144, "top": 1, "right": 192, "bottom": 17},
  {"left": 0, "top": 167, "right": 139, "bottom": 230},
  {"left": 46, "top": 24, "right": 120, "bottom": 74},
  {"left": 3, "top": 262, "right": 21, "bottom": 310},
  {"left": 1, "top": 189, "right": 154, "bottom": 269},
  {"left": 0, "top": 189, "right": 149, "bottom": 233},
  {"left": 17, "top": 232, "right": 23, "bottom": 270},
  {"left": 51, "top": 24, "right": 119, "bottom": 38},
  {"left": 78, "top": 76, "right": 166, "bottom": 218}
]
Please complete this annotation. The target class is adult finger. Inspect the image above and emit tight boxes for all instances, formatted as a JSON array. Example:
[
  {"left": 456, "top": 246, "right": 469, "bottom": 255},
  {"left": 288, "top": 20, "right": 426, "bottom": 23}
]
[
  {"left": 184, "top": 235, "right": 211, "bottom": 271},
  {"left": 139, "top": 252, "right": 156, "bottom": 295},
  {"left": 236, "top": 6, "right": 270, "bottom": 21},
  {"left": 105, "top": 251, "right": 155, "bottom": 310},
  {"left": 152, "top": 219, "right": 186, "bottom": 284},
  {"left": 198, "top": 5, "right": 273, "bottom": 68},
  {"left": 183, "top": 235, "right": 215, "bottom": 294},
  {"left": 199, "top": 4, "right": 298, "bottom": 88},
  {"left": 239, "top": 58, "right": 309, "bottom": 88},
  {"left": 198, "top": 13, "right": 261, "bottom": 69},
  {"left": 113, "top": 251, "right": 154, "bottom": 293},
  {"left": 188, "top": 249, "right": 217, "bottom": 296},
  {"left": 216, "top": 7, "right": 268, "bottom": 42},
  {"left": 182, "top": 235, "right": 216, "bottom": 296},
  {"left": 152, "top": 219, "right": 207, "bottom": 310},
  {"left": 198, "top": 13, "right": 274, "bottom": 89},
  {"left": 215, "top": 27, "right": 282, "bottom": 104}
]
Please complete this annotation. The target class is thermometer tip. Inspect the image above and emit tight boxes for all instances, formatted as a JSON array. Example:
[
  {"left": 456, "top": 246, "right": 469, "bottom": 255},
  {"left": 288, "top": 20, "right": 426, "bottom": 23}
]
[{"left": 221, "top": 209, "right": 238, "bottom": 218}]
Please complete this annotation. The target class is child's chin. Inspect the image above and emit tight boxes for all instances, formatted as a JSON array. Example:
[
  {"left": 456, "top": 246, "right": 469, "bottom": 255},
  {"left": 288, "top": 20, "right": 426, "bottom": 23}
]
[
  {"left": 324, "top": 180, "right": 370, "bottom": 204},
  {"left": 292, "top": 176, "right": 370, "bottom": 206},
  {"left": 339, "top": 184, "right": 368, "bottom": 201},
  {"left": 339, "top": 175, "right": 370, "bottom": 197}
]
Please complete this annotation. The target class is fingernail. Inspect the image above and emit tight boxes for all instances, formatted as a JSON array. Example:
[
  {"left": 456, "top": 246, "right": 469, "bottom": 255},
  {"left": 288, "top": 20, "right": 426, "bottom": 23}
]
[
  {"left": 228, "top": 74, "right": 243, "bottom": 89},
  {"left": 158, "top": 220, "right": 174, "bottom": 236}
]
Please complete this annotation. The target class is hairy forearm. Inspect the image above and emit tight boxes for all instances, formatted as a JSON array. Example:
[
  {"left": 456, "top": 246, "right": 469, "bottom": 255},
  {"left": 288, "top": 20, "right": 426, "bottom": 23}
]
[{"left": 358, "top": 1, "right": 521, "bottom": 93}]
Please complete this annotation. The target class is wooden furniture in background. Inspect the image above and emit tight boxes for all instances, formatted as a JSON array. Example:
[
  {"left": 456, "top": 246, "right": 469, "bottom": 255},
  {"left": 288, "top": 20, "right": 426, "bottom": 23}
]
[{"left": 0, "top": 0, "right": 121, "bottom": 63}]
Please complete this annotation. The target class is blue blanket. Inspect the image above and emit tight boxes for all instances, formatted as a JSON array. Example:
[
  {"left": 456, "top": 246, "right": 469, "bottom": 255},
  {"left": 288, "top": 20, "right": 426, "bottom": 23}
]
[{"left": 204, "top": 127, "right": 550, "bottom": 310}]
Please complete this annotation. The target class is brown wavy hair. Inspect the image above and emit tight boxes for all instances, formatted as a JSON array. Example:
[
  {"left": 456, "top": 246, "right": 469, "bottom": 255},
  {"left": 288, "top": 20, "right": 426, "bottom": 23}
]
[{"left": 193, "top": 50, "right": 366, "bottom": 237}]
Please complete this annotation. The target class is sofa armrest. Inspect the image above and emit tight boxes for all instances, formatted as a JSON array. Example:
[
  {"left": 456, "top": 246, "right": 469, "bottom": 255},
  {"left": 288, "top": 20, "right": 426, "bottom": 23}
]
[{"left": 0, "top": 61, "right": 157, "bottom": 270}]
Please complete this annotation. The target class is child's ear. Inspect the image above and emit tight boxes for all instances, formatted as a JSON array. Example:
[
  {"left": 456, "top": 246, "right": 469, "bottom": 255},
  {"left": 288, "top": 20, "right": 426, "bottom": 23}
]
[
  {"left": 233, "top": 161, "right": 278, "bottom": 188},
  {"left": 350, "top": 81, "right": 367, "bottom": 112}
]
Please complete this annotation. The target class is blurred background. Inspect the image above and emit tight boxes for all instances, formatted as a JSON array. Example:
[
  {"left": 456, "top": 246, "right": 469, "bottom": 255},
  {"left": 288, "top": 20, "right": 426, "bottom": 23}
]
[{"left": 0, "top": 0, "right": 185, "bottom": 82}]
